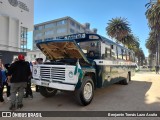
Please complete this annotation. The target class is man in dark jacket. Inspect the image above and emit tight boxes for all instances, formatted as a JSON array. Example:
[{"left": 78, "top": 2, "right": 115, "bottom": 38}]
[{"left": 7, "top": 54, "right": 31, "bottom": 110}]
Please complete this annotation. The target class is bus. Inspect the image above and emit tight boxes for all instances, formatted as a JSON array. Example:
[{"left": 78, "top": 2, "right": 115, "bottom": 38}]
[{"left": 31, "top": 33, "right": 136, "bottom": 106}]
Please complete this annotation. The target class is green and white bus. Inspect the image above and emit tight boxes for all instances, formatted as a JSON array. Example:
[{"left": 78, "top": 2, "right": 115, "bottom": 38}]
[{"left": 32, "top": 33, "right": 136, "bottom": 106}]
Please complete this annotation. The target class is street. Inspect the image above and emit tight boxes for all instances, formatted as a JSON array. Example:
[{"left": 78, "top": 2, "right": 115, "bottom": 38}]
[{"left": 0, "top": 71, "right": 160, "bottom": 120}]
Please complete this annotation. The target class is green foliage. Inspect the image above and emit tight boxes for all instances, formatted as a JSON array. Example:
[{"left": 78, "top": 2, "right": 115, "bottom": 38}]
[
  {"left": 145, "top": 4, "right": 160, "bottom": 34},
  {"left": 145, "top": 31, "right": 157, "bottom": 54},
  {"left": 106, "top": 17, "right": 144, "bottom": 62},
  {"left": 145, "top": 1, "right": 160, "bottom": 65},
  {"left": 106, "top": 17, "right": 131, "bottom": 42}
]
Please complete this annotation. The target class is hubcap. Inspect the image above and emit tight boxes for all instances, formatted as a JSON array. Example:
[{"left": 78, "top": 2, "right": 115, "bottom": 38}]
[{"left": 83, "top": 82, "right": 93, "bottom": 100}]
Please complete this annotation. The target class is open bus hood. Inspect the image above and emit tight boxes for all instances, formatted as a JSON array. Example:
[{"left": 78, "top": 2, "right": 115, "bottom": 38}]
[{"left": 36, "top": 40, "right": 89, "bottom": 63}]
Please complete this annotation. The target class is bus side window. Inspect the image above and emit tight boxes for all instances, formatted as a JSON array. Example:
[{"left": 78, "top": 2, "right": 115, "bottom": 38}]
[
  {"left": 105, "top": 47, "right": 110, "bottom": 58},
  {"left": 105, "top": 48, "right": 108, "bottom": 58},
  {"left": 116, "top": 46, "right": 118, "bottom": 59},
  {"left": 133, "top": 53, "right": 135, "bottom": 62},
  {"left": 110, "top": 45, "right": 116, "bottom": 60},
  {"left": 128, "top": 52, "right": 131, "bottom": 61},
  {"left": 91, "top": 41, "right": 99, "bottom": 48},
  {"left": 121, "top": 49, "right": 124, "bottom": 60},
  {"left": 126, "top": 50, "right": 129, "bottom": 60},
  {"left": 123, "top": 50, "right": 127, "bottom": 60},
  {"left": 117, "top": 47, "right": 122, "bottom": 59},
  {"left": 131, "top": 52, "right": 135, "bottom": 62}
]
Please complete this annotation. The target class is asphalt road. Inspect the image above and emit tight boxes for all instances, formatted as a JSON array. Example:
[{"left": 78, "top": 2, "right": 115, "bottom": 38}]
[{"left": 0, "top": 71, "right": 160, "bottom": 120}]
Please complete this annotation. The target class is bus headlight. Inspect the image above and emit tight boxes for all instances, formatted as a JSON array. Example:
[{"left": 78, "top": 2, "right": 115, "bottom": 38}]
[
  {"left": 68, "top": 71, "right": 74, "bottom": 78},
  {"left": 32, "top": 67, "right": 40, "bottom": 78}
]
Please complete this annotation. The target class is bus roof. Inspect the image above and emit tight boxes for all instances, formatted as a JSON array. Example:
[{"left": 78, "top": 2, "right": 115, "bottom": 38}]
[{"left": 56, "top": 33, "right": 133, "bottom": 53}]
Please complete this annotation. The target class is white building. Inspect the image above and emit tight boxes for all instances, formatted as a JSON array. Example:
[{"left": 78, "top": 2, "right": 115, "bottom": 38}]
[
  {"left": 0, "top": 0, "right": 34, "bottom": 52},
  {"left": 33, "top": 16, "right": 97, "bottom": 50}
]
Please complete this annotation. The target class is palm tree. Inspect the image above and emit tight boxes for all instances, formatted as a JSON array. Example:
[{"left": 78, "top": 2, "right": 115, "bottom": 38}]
[
  {"left": 134, "top": 48, "right": 145, "bottom": 66},
  {"left": 120, "top": 33, "right": 142, "bottom": 64},
  {"left": 145, "top": 0, "right": 160, "bottom": 65},
  {"left": 122, "top": 34, "right": 139, "bottom": 49},
  {"left": 106, "top": 17, "right": 131, "bottom": 43},
  {"left": 146, "top": 31, "right": 157, "bottom": 67},
  {"left": 145, "top": 0, "right": 157, "bottom": 8},
  {"left": 145, "top": 31, "right": 157, "bottom": 54}
]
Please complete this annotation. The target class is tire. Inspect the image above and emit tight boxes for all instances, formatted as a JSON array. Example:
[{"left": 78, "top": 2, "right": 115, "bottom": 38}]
[
  {"left": 121, "top": 73, "right": 130, "bottom": 85},
  {"left": 39, "top": 86, "right": 57, "bottom": 97},
  {"left": 75, "top": 76, "right": 94, "bottom": 106}
]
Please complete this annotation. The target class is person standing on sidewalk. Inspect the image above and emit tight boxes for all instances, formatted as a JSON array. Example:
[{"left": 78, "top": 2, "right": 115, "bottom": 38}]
[
  {"left": 155, "top": 65, "right": 159, "bottom": 74},
  {"left": 4, "top": 64, "right": 11, "bottom": 100},
  {"left": 24, "top": 62, "right": 33, "bottom": 99},
  {"left": 7, "top": 54, "right": 31, "bottom": 110},
  {"left": 0, "top": 66, "right": 4, "bottom": 103}
]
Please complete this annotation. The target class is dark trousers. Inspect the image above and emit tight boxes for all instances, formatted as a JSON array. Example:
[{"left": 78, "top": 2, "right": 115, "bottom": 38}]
[
  {"left": 2, "top": 82, "right": 10, "bottom": 97},
  {"left": 0, "top": 87, "right": 4, "bottom": 102},
  {"left": 25, "top": 80, "right": 33, "bottom": 97},
  {"left": 36, "top": 85, "right": 39, "bottom": 92}
]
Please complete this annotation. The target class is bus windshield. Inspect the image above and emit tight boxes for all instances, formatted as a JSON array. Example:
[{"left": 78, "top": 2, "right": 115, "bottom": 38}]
[{"left": 78, "top": 40, "right": 101, "bottom": 59}]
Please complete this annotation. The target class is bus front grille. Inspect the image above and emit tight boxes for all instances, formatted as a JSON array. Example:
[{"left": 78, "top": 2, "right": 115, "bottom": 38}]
[{"left": 40, "top": 66, "right": 65, "bottom": 81}]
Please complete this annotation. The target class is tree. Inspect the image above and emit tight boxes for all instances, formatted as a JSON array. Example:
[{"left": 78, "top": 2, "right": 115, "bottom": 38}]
[
  {"left": 106, "top": 17, "right": 131, "bottom": 43},
  {"left": 106, "top": 17, "right": 144, "bottom": 65},
  {"left": 145, "top": 31, "right": 157, "bottom": 54},
  {"left": 145, "top": 0, "right": 160, "bottom": 65},
  {"left": 122, "top": 34, "right": 140, "bottom": 49},
  {"left": 134, "top": 48, "right": 145, "bottom": 66},
  {"left": 146, "top": 31, "right": 157, "bottom": 67}
]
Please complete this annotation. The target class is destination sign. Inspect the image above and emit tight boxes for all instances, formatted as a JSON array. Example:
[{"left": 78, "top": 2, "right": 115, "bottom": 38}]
[{"left": 56, "top": 33, "right": 86, "bottom": 40}]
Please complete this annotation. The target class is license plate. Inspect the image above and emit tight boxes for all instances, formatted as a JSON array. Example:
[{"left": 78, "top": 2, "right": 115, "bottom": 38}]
[{"left": 41, "top": 82, "right": 49, "bottom": 87}]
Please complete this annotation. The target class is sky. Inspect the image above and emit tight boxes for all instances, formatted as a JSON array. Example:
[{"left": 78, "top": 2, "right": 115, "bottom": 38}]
[{"left": 28, "top": 0, "right": 150, "bottom": 57}]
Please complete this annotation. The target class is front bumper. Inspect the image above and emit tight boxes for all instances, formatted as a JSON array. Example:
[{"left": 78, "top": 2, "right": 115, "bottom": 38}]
[{"left": 31, "top": 79, "right": 76, "bottom": 91}]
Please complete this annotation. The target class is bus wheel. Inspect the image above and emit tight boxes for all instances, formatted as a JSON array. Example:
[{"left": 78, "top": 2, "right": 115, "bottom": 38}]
[
  {"left": 39, "top": 86, "right": 57, "bottom": 97},
  {"left": 121, "top": 73, "right": 130, "bottom": 85},
  {"left": 75, "top": 77, "right": 94, "bottom": 106}
]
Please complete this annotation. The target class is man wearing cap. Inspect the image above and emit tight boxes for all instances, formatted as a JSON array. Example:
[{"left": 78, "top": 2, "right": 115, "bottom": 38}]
[{"left": 7, "top": 54, "right": 31, "bottom": 110}]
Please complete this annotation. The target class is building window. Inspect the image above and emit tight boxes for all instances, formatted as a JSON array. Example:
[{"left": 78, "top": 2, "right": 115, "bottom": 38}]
[
  {"left": 70, "top": 28, "right": 74, "bottom": 33},
  {"left": 20, "top": 27, "right": 28, "bottom": 52},
  {"left": 76, "top": 24, "right": 80, "bottom": 30},
  {"left": 44, "top": 23, "right": 56, "bottom": 29},
  {"left": 70, "top": 20, "right": 75, "bottom": 27},
  {"left": 57, "top": 28, "right": 67, "bottom": 33},
  {"left": 34, "top": 26, "right": 38, "bottom": 30},
  {"left": 35, "top": 26, "right": 43, "bottom": 30},
  {"left": 57, "top": 20, "right": 66, "bottom": 26},
  {"left": 80, "top": 27, "right": 85, "bottom": 32},
  {"left": 35, "top": 33, "right": 43, "bottom": 39},
  {"left": 45, "top": 31, "right": 53, "bottom": 36}
]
